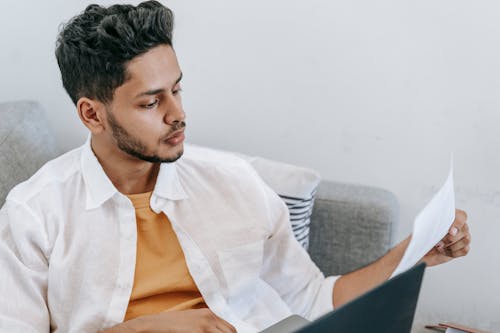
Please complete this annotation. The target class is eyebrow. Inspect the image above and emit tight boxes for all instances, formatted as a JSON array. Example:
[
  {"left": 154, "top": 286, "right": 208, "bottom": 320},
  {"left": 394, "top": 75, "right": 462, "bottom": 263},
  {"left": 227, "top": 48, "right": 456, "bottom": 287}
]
[{"left": 134, "top": 72, "right": 183, "bottom": 98}]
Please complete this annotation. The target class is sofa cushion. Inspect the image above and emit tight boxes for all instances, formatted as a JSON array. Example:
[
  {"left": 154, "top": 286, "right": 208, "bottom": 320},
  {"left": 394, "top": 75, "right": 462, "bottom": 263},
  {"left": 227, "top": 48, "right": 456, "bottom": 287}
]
[
  {"left": 240, "top": 155, "right": 320, "bottom": 249},
  {"left": 0, "top": 101, "right": 60, "bottom": 205},
  {"left": 181, "top": 143, "right": 321, "bottom": 249}
]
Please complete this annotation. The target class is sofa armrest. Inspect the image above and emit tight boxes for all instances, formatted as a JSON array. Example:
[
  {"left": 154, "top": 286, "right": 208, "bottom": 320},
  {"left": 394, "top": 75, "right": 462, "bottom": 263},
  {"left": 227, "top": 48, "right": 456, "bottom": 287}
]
[{"left": 308, "top": 180, "right": 399, "bottom": 276}]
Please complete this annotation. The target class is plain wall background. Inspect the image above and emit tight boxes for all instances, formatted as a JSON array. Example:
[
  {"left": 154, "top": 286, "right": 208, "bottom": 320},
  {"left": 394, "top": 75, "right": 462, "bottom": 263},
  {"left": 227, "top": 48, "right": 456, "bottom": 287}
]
[{"left": 1, "top": 1, "right": 499, "bottom": 331}]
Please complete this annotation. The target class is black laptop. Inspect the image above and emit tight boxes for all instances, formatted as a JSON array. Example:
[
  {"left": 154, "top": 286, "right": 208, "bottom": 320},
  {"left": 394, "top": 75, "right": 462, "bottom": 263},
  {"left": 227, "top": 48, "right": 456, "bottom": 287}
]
[{"left": 262, "top": 263, "right": 426, "bottom": 333}]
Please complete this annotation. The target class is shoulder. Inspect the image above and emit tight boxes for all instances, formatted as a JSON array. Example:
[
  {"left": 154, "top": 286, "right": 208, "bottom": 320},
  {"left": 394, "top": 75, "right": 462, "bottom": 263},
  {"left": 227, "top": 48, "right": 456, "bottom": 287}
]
[
  {"left": 1, "top": 146, "right": 84, "bottom": 262},
  {"left": 6, "top": 146, "right": 83, "bottom": 205},
  {"left": 181, "top": 143, "right": 251, "bottom": 167},
  {"left": 176, "top": 144, "right": 273, "bottom": 201},
  {"left": 179, "top": 143, "right": 258, "bottom": 178}
]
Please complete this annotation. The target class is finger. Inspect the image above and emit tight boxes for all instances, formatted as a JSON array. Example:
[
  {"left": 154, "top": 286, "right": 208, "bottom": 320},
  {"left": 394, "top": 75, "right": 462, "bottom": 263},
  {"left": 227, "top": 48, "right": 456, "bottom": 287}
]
[
  {"left": 435, "top": 242, "right": 446, "bottom": 254},
  {"left": 445, "top": 235, "right": 471, "bottom": 253},
  {"left": 431, "top": 245, "right": 448, "bottom": 259},
  {"left": 449, "top": 210, "right": 467, "bottom": 236},
  {"left": 204, "top": 309, "right": 236, "bottom": 333},
  {"left": 445, "top": 245, "right": 470, "bottom": 258},
  {"left": 215, "top": 317, "right": 237, "bottom": 333},
  {"left": 443, "top": 223, "right": 469, "bottom": 245},
  {"left": 215, "top": 324, "right": 234, "bottom": 333},
  {"left": 200, "top": 310, "right": 223, "bottom": 333}
]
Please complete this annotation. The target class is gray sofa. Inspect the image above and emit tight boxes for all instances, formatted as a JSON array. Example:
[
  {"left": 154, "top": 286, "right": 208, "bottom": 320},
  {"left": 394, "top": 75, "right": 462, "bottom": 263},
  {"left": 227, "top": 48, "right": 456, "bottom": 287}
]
[{"left": 0, "top": 100, "right": 399, "bottom": 276}]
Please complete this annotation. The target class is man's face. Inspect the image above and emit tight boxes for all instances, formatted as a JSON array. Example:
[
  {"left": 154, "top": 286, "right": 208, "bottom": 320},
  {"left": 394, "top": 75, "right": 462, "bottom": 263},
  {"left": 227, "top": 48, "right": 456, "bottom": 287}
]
[{"left": 104, "top": 44, "right": 185, "bottom": 163}]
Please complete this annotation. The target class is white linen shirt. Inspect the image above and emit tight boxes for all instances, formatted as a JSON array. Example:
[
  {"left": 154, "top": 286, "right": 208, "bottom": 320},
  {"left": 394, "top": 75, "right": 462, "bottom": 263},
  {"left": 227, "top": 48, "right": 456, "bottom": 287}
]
[{"left": 0, "top": 139, "right": 338, "bottom": 333}]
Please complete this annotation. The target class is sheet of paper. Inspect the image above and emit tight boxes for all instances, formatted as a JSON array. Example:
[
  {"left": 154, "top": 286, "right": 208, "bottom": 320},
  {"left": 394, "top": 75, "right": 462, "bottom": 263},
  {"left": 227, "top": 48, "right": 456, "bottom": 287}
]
[
  {"left": 391, "top": 163, "right": 456, "bottom": 277},
  {"left": 446, "top": 328, "right": 466, "bottom": 333}
]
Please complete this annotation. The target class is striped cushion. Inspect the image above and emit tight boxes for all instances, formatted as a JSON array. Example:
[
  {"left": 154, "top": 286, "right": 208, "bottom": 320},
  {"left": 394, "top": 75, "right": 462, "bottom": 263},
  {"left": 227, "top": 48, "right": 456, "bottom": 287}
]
[
  {"left": 239, "top": 156, "right": 321, "bottom": 250},
  {"left": 279, "top": 190, "right": 317, "bottom": 249}
]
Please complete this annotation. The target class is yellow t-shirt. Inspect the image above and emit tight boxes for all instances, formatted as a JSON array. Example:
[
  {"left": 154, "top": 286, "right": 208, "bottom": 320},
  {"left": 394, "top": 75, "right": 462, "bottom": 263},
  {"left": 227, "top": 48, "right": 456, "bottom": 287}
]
[{"left": 124, "top": 192, "right": 207, "bottom": 321}]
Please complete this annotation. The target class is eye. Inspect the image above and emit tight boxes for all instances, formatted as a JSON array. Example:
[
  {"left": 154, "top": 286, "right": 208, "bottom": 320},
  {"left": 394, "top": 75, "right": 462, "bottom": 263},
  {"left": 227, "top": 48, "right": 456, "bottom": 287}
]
[
  {"left": 173, "top": 87, "right": 183, "bottom": 95},
  {"left": 142, "top": 98, "right": 159, "bottom": 109}
]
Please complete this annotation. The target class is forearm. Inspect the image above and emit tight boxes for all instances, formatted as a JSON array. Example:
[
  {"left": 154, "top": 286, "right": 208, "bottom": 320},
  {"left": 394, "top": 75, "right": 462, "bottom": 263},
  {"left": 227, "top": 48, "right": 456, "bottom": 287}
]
[{"left": 332, "top": 235, "right": 410, "bottom": 308}]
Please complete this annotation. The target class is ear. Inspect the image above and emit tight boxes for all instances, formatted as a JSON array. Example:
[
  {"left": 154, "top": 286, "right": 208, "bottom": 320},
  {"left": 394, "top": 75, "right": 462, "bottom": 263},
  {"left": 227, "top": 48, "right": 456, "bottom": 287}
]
[{"left": 76, "top": 97, "right": 107, "bottom": 134}]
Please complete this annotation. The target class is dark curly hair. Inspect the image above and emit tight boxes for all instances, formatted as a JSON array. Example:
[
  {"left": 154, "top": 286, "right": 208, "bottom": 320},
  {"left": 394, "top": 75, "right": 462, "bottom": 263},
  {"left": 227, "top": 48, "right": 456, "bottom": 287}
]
[{"left": 55, "top": 1, "right": 174, "bottom": 105}]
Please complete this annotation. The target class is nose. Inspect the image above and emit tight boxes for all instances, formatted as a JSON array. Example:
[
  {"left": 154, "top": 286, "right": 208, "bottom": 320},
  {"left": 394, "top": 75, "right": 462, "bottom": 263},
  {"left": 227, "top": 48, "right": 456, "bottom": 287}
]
[{"left": 163, "top": 94, "right": 185, "bottom": 126}]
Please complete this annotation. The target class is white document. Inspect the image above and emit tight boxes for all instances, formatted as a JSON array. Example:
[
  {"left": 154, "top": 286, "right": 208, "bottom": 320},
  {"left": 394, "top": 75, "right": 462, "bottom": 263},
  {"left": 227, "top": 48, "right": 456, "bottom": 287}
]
[
  {"left": 446, "top": 328, "right": 467, "bottom": 333},
  {"left": 391, "top": 163, "right": 456, "bottom": 277}
]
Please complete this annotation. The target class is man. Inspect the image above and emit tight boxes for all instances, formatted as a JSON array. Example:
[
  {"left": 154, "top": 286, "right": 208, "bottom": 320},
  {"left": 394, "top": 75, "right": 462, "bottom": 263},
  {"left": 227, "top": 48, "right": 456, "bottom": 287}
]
[{"left": 0, "top": 2, "right": 470, "bottom": 333}]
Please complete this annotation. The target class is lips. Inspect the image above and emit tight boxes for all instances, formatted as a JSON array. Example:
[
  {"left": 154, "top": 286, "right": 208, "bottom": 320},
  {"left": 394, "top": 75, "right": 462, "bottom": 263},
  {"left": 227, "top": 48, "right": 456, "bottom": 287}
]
[{"left": 163, "top": 130, "right": 185, "bottom": 145}]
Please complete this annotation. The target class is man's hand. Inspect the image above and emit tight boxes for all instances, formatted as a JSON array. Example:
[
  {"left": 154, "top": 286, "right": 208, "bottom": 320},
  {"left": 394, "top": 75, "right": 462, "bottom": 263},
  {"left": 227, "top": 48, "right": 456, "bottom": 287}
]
[
  {"left": 422, "top": 209, "right": 471, "bottom": 267},
  {"left": 332, "top": 209, "right": 471, "bottom": 309},
  {"left": 101, "top": 308, "right": 237, "bottom": 333}
]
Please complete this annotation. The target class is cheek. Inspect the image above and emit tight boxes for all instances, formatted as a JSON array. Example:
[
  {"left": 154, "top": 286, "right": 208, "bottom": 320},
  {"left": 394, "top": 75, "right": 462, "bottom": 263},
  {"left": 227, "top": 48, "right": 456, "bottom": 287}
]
[{"left": 132, "top": 114, "right": 165, "bottom": 135}]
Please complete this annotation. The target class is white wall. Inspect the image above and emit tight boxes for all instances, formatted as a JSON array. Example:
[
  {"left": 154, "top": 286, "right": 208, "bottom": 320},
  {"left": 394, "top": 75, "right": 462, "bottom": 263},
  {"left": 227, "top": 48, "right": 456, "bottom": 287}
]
[{"left": 1, "top": 0, "right": 499, "bottom": 331}]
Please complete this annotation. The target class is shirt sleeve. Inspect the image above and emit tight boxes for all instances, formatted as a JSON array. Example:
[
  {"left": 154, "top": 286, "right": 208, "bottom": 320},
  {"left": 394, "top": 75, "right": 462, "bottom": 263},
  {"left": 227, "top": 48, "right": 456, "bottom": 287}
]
[
  {"left": 257, "top": 174, "right": 340, "bottom": 320},
  {"left": 0, "top": 199, "right": 50, "bottom": 332}
]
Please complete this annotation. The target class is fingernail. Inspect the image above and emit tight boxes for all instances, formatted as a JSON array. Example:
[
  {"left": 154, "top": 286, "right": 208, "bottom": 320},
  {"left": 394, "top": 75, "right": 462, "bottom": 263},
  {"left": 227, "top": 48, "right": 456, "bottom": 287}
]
[{"left": 450, "top": 227, "right": 458, "bottom": 236}]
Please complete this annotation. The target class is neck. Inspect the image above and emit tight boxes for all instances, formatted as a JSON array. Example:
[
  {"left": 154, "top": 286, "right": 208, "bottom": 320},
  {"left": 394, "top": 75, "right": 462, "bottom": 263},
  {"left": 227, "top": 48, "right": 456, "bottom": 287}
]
[{"left": 90, "top": 136, "right": 161, "bottom": 195}]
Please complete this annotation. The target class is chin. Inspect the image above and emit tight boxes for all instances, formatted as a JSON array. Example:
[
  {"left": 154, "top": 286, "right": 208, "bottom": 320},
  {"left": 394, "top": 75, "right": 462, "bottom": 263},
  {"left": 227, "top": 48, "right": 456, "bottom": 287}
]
[{"left": 161, "top": 148, "right": 184, "bottom": 163}]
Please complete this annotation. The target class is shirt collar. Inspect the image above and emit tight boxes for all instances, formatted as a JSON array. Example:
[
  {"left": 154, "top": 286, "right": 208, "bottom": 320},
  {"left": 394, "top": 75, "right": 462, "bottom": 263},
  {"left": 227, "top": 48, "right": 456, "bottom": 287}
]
[
  {"left": 153, "top": 160, "right": 188, "bottom": 202},
  {"left": 81, "top": 135, "right": 188, "bottom": 210},
  {"left": 81, "top": 136, "right": 119, "bottom": 210}
]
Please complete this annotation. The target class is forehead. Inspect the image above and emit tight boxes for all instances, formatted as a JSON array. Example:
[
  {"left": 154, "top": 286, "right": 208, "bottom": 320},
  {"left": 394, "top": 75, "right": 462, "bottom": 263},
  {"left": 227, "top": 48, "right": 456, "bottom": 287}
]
[{"left": 121, "top": 44, "right": 181, "bottom": 91}]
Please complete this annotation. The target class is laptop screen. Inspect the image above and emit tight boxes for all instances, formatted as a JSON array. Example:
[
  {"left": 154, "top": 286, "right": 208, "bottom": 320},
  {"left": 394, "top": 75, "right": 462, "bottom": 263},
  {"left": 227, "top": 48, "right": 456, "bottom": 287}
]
[{"left": 295, "top": 263, "right": 426, "bottom": 333}]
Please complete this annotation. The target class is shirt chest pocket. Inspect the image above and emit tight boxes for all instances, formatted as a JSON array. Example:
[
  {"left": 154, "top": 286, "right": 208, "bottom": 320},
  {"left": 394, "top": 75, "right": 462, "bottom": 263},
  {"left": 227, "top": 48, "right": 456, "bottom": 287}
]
[{"left": 217, "top": 240, "right": 264, "bottom": 299}]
